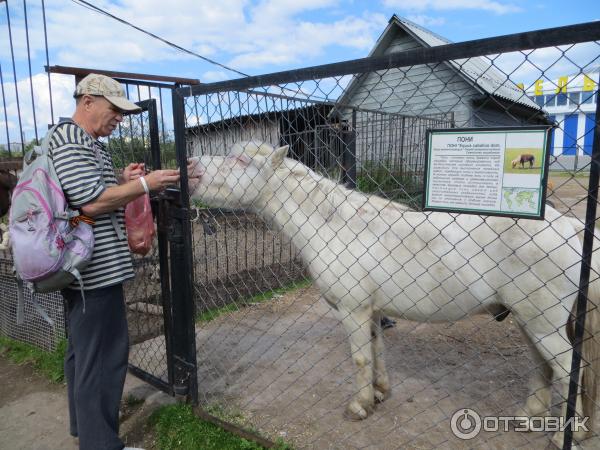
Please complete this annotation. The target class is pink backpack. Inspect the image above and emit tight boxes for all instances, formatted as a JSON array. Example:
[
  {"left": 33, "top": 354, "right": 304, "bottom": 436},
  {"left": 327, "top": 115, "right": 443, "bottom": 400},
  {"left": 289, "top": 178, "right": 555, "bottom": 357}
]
[{"left": 9, "top": 121, "right": 94, "bottom": 325}]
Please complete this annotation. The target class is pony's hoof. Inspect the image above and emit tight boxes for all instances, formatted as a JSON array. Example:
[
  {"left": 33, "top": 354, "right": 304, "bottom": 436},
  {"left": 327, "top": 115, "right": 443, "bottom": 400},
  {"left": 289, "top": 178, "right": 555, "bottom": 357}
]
[
  {"left": 343, "top": 401, "right": 371, "bottom": 421},
  {"left": 374, "top": 387, "right": 391, "bottom": 403}
]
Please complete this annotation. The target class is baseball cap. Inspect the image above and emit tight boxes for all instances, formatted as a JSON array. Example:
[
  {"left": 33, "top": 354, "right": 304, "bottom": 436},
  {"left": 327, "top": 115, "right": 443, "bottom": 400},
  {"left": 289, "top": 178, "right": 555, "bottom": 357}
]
[{"left": 74, "top": 73, "right": 142, "bottom": 113}]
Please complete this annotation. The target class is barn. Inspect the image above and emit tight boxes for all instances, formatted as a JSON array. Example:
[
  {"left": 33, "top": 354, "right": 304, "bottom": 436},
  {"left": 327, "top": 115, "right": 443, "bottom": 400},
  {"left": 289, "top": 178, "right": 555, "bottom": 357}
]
[{"left": 332, "top": 15, "right": 551, "bottom": 184}]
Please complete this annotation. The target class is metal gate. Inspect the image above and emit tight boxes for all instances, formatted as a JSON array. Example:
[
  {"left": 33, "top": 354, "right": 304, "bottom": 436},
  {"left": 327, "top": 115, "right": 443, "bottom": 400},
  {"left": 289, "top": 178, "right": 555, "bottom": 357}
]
[{"left": 114, "top": 98, "right": 198, "bottom": 399}]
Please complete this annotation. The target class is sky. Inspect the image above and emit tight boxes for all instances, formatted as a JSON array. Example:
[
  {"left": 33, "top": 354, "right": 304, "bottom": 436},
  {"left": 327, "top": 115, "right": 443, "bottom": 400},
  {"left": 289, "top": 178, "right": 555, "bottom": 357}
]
[{"left": 1, "top": 0, "right": 599, "bottom": 145}]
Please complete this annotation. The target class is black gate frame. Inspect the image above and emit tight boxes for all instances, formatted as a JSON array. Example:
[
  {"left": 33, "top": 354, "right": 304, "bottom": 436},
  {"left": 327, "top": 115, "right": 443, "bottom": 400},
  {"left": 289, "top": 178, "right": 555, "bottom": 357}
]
[
  {"left": 125, "top": 98, "right": 198, "bottom": 402},
  {"left": 171, "top": 21, "right": 600, "bottom": 447}
]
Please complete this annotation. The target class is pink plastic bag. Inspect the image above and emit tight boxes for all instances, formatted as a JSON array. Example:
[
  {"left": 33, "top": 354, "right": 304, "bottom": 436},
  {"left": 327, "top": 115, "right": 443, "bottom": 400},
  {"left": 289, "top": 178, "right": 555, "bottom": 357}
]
[{"left": 125, "top": 194, "right": 155, "bottom": 256}]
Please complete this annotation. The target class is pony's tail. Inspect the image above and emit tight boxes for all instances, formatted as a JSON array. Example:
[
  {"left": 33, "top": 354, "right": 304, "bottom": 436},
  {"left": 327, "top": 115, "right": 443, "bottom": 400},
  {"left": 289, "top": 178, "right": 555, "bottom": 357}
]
[
  {"left": 568, "top": 216, "right": 600, "bottom": 432},
  {"left": 581, "top": 246, "right": 600, "bottom": 433},
  {"left": 581, "top": 264, "right": 600, "bottom": 431}
]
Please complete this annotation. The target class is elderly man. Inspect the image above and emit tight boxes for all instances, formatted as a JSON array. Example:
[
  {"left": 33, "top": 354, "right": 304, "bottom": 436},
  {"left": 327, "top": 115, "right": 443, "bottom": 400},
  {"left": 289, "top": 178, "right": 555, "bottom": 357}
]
[{"left": 49, "top": 73, "right": 181, "bottom": 450}]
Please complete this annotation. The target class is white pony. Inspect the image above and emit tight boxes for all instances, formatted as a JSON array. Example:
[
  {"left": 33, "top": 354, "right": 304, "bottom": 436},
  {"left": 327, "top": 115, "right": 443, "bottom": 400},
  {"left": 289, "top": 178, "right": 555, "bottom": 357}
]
[{"left": 188, "top": 141, "right": 600, "bottom": 447}]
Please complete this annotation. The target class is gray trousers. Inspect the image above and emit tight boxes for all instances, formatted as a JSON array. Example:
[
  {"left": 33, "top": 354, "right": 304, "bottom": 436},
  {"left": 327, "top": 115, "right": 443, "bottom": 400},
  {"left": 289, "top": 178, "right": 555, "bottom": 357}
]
[{"left": 63, "top": 284, "right": 129, "bottom": 450}]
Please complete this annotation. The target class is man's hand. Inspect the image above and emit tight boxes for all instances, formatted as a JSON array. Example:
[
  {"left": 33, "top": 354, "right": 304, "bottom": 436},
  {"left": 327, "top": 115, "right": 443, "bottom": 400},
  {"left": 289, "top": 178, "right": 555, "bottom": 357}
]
[
  {"left": 122, "top": 163, "right": 145, "bottom": 183},
  {"left": 144, "top": 169, "right": 181, "bottom": 191}
]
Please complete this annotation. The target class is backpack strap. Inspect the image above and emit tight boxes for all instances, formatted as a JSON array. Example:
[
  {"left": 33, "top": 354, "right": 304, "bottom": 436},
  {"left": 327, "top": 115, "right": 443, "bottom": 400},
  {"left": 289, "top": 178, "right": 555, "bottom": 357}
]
[
  {"left": 16, "top": 277, "right": 25, "bottom": 325},
  {"left": 53, "top": 118, "right": 125, "bottom": 241},
  {"left": 93, "top": 144, "right": 126, "bottom": 241},
  {"left": 23, "top": 121, "right": 64, "bottom": 166},
  {"left": 16, "top": 277, "right": 54, "bottom": 327},
  {"left": 70, "top": 269, "right": 87, "bottom": 314}
]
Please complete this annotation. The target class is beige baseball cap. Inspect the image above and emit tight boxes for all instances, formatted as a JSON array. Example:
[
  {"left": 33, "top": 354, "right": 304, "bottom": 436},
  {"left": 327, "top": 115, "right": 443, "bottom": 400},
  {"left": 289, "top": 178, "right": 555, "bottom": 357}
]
[{"left": 74, "top": 73, "right": 141, "bottom": 113}]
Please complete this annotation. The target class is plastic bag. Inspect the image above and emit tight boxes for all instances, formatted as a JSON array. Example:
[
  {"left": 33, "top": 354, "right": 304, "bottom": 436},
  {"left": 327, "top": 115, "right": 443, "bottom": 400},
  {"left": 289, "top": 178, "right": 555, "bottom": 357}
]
[{"left": 125, "top": 193, "right": 155, "bottom": 256}]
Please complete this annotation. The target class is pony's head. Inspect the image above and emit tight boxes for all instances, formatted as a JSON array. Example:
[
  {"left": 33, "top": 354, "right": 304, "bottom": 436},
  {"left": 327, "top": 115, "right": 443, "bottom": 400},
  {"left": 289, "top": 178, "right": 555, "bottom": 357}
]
[{"left": 188, "top": 141, "right": 288, "bottom": 210}]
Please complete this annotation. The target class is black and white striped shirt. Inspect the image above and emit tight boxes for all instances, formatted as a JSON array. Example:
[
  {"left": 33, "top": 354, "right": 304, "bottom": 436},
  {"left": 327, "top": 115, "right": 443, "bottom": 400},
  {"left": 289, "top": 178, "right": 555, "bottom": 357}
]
[{"left": 49, "top": 122, "right": 134, "bottom": 290}]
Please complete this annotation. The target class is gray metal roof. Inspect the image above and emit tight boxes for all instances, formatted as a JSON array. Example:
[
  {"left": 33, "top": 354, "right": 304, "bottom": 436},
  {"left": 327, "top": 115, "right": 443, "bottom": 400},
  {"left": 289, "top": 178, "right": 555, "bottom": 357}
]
[{"left": 338, "top": 15, "right": 541, "bottom": 112}]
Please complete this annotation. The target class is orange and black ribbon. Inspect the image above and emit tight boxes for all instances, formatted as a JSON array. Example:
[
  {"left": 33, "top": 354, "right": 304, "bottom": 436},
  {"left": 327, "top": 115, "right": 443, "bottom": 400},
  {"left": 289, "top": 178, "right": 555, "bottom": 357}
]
[{"left": 69, "top": 214, "right": 95, "bottom": 227}]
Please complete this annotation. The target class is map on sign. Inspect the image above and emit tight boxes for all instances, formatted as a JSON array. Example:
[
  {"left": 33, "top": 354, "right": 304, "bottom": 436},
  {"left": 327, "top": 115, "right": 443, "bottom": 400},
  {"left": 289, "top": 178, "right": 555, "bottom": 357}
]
[
  {"left": 423, "top": 127, "right": 550, "bottom": 219},
  {"left": 502, "top": 188, "right": 539, "bottom": 212}
]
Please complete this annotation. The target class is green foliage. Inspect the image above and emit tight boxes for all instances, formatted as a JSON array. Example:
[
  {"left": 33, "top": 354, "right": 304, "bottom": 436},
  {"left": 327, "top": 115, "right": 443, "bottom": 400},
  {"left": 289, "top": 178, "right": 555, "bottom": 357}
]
[
  {"left": 107, "top": 134, "right": 178, "bottom": 170},
  {"left": 159, "top": 140, "right": 178, "bottom": 169},
  {"left": 0, "top": 335, "right": 66, "bottom": 383},
  {"left": 149, "top": 404, "right": 268, "bottom": 450},
  {"left": 356, "top": 161, "right": 423, "bottom": 208},
  {"left": 195, "top": 278, "right": 311, "bottom": 324},
  {"left": 196, "top": 303, "right": 240, "bottom": 323},
  {"left": 0, "top": 146, "right": 23, "bottom": 158},
  {"left": 24, "top": 139, "right": 37, "bottom": 153}
]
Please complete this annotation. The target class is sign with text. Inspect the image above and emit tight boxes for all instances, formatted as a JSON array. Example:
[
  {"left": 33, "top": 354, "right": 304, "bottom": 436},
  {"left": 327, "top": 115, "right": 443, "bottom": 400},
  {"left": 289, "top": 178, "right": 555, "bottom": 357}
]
[{"left": 423, "top": 127, "right": 551, "bottom": 219}]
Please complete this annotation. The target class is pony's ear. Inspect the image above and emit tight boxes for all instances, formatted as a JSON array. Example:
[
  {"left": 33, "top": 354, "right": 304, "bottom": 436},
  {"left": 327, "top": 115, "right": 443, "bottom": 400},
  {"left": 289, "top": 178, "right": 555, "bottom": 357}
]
[{"left": 270, "top": 145, "right": 289, "bottom": 168}]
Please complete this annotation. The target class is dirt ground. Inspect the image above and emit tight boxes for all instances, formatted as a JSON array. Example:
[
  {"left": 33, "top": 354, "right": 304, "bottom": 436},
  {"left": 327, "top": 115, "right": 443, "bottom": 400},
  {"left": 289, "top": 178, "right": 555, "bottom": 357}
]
[
  {"left": 547, "top": 174, "right": 591, "bottom": 219},
  {"left": 190, "top": 286, "right": 600, "bottom": 450}
]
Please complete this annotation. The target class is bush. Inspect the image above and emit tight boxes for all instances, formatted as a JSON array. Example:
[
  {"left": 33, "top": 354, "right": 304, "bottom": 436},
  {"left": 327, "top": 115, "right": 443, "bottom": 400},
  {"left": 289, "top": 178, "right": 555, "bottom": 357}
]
[{"left": 356, "top": 161, "right": 423, "bottom": 208}]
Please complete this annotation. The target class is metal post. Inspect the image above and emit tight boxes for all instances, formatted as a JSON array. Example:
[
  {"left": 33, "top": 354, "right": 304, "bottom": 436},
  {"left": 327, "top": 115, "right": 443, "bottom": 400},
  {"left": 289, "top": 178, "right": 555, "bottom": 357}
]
[
  {"left": 169, "top": 89, "right": 198, "bottom": 403},
  {"left": 341, "top": 110, "right": 357, "bottom": 188},
  {"left": 563, "top": 95, "right": 600, "bottom": 449},
  {"left": 147, "top": 99, "right": 161, "bottom": 170}
]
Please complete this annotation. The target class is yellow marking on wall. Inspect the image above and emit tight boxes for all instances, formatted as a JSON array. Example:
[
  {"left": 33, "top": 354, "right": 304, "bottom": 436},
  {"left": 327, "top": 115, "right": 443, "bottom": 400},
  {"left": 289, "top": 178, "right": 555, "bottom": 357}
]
[
  {"left": 555, "top": 76, "right": 568, "bottom": 93},
  {"left": 534, "top": 79, "right": 543, "bottom": 96},
  {"left": 583, "top": 74, "right": 597, "bottom": 91},
  {"left": 516, "top": 83, "right": 524, "bottom": 91}
]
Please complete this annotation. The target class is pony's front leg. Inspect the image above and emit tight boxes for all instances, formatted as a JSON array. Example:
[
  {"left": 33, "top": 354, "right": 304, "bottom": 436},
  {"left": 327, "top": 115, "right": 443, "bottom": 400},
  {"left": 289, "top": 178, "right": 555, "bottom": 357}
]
[
  {"left": 372, "top": 315, "right": 391, "bottom": 403},
  {"left": 340, "top": 307, "right": 375, "bottom": 420}
]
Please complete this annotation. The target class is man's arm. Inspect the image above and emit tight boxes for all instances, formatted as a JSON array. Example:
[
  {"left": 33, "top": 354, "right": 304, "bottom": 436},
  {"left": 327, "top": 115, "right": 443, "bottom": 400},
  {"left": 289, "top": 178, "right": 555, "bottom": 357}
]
[{"left": 80, "top": 169, "right": 181, "bottom": 217}]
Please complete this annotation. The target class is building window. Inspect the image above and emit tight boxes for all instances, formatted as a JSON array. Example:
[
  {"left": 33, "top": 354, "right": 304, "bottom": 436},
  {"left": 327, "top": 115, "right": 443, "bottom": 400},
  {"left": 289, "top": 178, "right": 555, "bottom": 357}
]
[
  {"left": 535, "top": 96, "right": 545, "bottom": 107},
  {"left": 556, "top": 93, "right": 567, "bottom": 106},
  {"left": 582, "top": 91, "right": 597, "bottom": 104},
  {"left": 545, "top": 94, "right": 556, "bottom": 107},
  {"left": 568, "top": 92, "right": 580, "bottom": 106}
]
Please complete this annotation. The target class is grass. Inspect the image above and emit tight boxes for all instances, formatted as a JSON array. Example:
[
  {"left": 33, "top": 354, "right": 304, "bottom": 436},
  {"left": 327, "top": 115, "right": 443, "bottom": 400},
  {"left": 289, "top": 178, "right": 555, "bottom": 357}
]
[
  {"left": 356, "top": 162, "right": 421, "bottom": 198},
  {"left": 196, "top": 278, "right": 312, "bottom": 324},
  {"left": 0, "top": 335, "right": 66, "bottom": 383},
  {"left": 149, "top": 403, "right": 293, "bottom": 450}
]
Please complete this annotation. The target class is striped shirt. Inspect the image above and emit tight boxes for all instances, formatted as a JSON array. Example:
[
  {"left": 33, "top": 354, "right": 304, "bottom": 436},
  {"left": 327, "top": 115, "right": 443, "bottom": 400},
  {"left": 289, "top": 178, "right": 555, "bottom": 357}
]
[{"left": 48, "top": 121, "right": 134, "bottom": 290}]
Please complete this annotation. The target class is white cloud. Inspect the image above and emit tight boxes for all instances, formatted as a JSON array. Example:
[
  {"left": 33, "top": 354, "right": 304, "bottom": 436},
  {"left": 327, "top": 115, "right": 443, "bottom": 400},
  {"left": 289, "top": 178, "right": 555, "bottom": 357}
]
[
  {"left": 202, "top": 71, "right": 232, "bottom": 82},
  {"left": 228, "top": 13, "right": 387, "bottom": 68},
  {"left": 0, "top": 73, "right": 74, "bottom": 144},
  {"left": 11, "top": 0, "right": 382, "bottom": 73},
  {"left": 383, "top": 0, "right": 521, "bottom": 14}
]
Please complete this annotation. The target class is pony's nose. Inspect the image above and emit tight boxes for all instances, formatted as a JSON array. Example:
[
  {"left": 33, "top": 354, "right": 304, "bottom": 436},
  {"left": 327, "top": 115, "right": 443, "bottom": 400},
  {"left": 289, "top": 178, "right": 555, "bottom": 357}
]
[
  {"left": 188, "top": 159, "right": 206, "bottom": 178},
  {"left": 195, "top": 163, "right": 206, "bottom": 177}
]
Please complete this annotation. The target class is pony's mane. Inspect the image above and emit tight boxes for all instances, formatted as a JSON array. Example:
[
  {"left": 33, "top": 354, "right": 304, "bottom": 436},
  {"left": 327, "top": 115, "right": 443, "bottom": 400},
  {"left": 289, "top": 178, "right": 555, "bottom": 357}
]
[
  {"left": 278, "top": 157, "right": 412, "bottom": 222},
  {"left": 230, "top": 140, "right": 412, "bottom": 221}
]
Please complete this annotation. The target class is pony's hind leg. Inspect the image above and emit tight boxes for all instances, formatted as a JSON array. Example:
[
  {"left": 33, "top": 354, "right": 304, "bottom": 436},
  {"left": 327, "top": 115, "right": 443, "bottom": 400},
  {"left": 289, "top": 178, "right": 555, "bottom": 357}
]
[
  {"left": 522, "top": 325, "right": 587, "bottom": 446},
  {"left": 372, "top": 314, "right": 391, "bottom": 403},
  {"left": 339, "top": 306, "right": 375, "bottom": 420},
  {"left": 516, "top": 326, "right": 553, "bottom": 418}
]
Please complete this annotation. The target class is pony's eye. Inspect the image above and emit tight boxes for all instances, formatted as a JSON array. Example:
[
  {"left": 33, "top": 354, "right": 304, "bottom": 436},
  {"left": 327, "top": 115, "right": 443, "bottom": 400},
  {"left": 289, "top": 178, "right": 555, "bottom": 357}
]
[{"left": 226, "top": 155, "right": 251, "bottom": 167}]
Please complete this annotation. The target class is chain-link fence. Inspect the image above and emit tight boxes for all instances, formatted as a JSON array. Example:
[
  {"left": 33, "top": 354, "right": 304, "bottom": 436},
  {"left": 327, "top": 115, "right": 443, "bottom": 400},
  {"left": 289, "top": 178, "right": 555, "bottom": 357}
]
[{"left": 176, "top": 20, "right": 600, "bottom": 449}]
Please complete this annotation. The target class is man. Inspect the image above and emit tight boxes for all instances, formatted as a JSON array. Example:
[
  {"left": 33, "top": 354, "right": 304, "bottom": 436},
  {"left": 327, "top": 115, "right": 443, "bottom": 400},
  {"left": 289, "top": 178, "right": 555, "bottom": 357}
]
[{"left": 49, "top": 73, "right": 182, "bottom": 450}]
